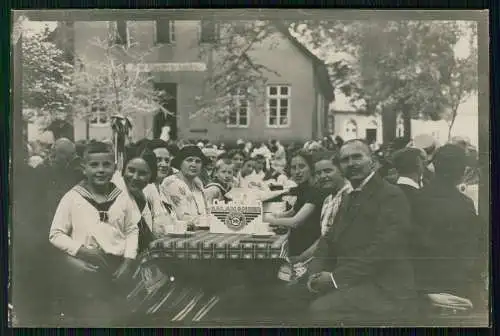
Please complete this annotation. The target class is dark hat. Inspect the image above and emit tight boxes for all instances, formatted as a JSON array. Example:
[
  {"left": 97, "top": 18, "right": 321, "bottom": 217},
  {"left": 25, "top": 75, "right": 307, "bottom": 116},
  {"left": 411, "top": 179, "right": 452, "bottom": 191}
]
[{"left": 171, "top": 145, "right": 209, "bottom": 170}]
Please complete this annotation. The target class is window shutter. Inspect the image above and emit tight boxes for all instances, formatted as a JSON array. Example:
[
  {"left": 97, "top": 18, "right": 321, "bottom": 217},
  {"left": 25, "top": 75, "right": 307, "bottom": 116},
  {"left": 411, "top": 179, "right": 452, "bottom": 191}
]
[
  {"left": 156, "top": 19, "right": 171, "bottom": 43},
  {"left": 200, "top": 20, "right": 217, "bottom": 43},
  {"left": 116, "top": 20, "right": 127, "bottom": 45}
]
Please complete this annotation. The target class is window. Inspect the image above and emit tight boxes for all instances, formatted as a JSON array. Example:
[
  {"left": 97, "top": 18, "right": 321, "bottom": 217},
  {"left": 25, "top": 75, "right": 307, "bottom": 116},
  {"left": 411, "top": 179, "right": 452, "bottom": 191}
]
[
  {"left": 156, "top": 19, "right": 175, "bottom": 44},
  {"left": 266, "top": 85, "right": 291, "bottom": 127},
  {"left": 89, "top": 103, "right": 109, "bottom": 126},
  {"left": 344, "top": 119, "right": 358, "bottom": 140},
  {"left": 227, "top": 88, "right": 249, "bottom": 128},
  {"left": 199, "top": 20, "right": 219, "bottom": 43},
  {"left": 108, "top": 21, "right": 129, "bottom": 46}
]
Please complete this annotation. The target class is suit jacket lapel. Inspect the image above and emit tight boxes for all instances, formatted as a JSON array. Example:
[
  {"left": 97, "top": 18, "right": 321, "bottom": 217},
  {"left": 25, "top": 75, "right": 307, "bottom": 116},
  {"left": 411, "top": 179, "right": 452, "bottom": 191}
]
[{"left": 331, "top": 174, "right": 382, "bottom": 242}]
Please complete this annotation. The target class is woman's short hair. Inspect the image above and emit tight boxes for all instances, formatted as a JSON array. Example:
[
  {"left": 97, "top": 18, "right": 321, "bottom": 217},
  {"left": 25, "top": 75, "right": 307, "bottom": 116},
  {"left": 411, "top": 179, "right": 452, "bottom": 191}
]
[
  {"left": 288, "top": 149, "right": 315, "bottom": 173},
  {"left": 123, "top": 144, "right": 158, "bottom": 183},
  {"left": 82, "top": 141, "right": 113, "bottom": 159}
]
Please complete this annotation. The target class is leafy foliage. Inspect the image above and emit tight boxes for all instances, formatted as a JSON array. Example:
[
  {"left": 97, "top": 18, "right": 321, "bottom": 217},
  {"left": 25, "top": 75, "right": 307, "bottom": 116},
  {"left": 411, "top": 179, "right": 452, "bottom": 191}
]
[
  {"left": 71, "top": 28, "right": 170, "bottom": 123},
  {"left": 290, "top": 20, "right": 478, "bottom": 127},
  {"left": 22, "top": 26, "right": 74, "bottom": 123},
  {"left": 194, "top": 20, "right": 280, "bottom": 122}
]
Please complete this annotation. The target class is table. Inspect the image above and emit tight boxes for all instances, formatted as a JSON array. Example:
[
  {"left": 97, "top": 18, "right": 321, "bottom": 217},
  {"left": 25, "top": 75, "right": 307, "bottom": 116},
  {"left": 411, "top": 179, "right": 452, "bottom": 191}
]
[
  {"left": 140, "top": 231, "right": 288, "bottom": 262},
  {"left": 127, "top": 232, "right": 289, "bottom": 325}
]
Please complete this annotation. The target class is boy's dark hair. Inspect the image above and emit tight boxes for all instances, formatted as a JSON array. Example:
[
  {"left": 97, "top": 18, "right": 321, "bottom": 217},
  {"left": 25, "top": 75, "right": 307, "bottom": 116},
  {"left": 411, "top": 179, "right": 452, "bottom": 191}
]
[{"left": 83, "top": 141, "right": 113, "bottom": 159}]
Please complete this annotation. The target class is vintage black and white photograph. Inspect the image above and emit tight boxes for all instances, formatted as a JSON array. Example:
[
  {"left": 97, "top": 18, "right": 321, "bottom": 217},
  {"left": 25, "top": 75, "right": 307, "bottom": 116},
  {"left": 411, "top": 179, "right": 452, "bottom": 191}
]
[{"left": 9, "top": 9, "right": 489, "bottom": 327}]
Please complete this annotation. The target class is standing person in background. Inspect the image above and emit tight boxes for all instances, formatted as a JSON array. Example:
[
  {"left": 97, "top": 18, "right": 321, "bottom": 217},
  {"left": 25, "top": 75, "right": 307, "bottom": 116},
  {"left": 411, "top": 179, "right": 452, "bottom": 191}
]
[
  {"left": 391, "top": 148, "right": 425, "bottom": 208},
  {"left": 411, "top": 134, "right": 439, "bottom": 187},
  {"left": 270, "top": 140, "right": 287, "bottom": 172},
  {"left": 244, "top": 141, "right": 253, "bottom": 156},
  {"left": 412, "top": 144, "right": 486, "bottom": 312},
  {"left": 204, "top": 159, "right": 235, "bottom": 204}
]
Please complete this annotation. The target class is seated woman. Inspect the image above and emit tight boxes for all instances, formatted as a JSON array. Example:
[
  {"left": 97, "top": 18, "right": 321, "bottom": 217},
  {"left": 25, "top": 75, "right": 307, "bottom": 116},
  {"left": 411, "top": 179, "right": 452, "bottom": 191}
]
[
  {"left": 160, "top": 145, "right": 210, "bottom": 225},
  {"left": 48, "top": 141, "right": 140, "bottom": 325},
  {"left": 265, "top": 151, "right": 329, "bottom": 281},
  {"left": 204, "top": 158, "right": 235, "bottom": 204},
  {"left": 122, "top": 146, "right": 175, "bottom": 253}
]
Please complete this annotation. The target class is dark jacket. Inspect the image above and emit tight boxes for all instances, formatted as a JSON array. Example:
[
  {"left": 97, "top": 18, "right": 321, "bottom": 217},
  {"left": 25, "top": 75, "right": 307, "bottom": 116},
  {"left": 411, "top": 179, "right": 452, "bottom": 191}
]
[
  {"left": 309, "top": 174, "right": 416, "bottom": 303},
  {"left": 412, "top": 178, "right": 486, "bottom": 303},
  {"left": 396, "top": 183, "right": 420, "bottom": 210}
]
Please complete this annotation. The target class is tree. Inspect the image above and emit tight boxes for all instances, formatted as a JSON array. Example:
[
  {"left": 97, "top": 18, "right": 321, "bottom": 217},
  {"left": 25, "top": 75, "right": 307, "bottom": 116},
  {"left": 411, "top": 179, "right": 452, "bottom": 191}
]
[
  {"left": 21, "top": 24, "right": 74, "bottom": 125},
  {"left": 290, "top": 20, "right": 478, "bottom": 142},
  {"left": 442, "top": 22, "right": 478, "bottom": 139},
  {"left": 71, "top": 23, "right": 170, "bottom": 138},
  {"left": 194, "top": 20, "right": 281, "bottom": 122}
]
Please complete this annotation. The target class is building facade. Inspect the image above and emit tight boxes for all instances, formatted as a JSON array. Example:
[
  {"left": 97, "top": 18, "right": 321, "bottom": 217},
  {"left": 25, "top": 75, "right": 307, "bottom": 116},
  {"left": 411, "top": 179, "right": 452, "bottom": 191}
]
[{"left": 56, "top": 19, "right": 334, "bottom": 143}]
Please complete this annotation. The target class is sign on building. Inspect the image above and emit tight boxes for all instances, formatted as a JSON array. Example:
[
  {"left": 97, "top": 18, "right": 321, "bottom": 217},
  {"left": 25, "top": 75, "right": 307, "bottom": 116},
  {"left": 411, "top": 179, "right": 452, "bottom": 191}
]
[{"left": 126, "top": 62, "right": 207, "bottom": 72}]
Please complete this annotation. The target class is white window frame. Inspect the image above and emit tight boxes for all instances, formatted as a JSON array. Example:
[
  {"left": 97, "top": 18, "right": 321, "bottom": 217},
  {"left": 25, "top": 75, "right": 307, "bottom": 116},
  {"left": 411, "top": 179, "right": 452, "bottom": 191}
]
[
  {"left": 344, "top": 119, "right": 358, "bottom": 139},
  {"left": 154, "top": 20, "right": 176, "bottom": 44},
  {"left": 107, "top": 21, "right": 131, "bottom": 48},
  {"left": 226, "top": 88, "right": 250, "bottom": 128},
  {"left": 266, "top": 85, "right": 291, "bottom": 128},
  {"left": 89, "top": 101, "right": 110, "bottom": 127}
]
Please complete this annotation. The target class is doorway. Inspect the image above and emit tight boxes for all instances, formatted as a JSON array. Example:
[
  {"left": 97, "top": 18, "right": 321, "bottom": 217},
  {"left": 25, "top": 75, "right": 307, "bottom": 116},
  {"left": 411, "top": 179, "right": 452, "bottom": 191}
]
[
  {"left": 153, "top": 83, "right": 178, "bottom": 140},
  {"left": 366, "top": 128, "right": 377, "bottom": 144}
]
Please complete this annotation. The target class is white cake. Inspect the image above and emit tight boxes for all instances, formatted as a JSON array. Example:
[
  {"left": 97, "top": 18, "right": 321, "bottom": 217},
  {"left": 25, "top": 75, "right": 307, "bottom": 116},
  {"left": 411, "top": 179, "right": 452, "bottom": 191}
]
[{"left": 208, "top": 199, "right": 270, "bottom": 234}]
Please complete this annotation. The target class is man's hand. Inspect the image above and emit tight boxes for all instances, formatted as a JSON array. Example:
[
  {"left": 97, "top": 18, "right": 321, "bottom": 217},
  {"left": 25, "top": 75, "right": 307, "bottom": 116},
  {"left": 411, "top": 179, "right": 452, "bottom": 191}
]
[
  {"left": 307, "top": 272, "right": 336, "bottom": 293},
  {"left": 113, "top": 258, "right": 134, "bottom": 281},
  {"left": 76, "top": 246, "right": 109, "bottom": 269}
]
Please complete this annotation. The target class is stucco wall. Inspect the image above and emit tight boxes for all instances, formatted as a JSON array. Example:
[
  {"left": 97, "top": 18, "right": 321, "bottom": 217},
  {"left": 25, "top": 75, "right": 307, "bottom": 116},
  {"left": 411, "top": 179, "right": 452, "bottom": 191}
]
[{"left": 71, "top": 21, "right": 321, "bottom": 142}]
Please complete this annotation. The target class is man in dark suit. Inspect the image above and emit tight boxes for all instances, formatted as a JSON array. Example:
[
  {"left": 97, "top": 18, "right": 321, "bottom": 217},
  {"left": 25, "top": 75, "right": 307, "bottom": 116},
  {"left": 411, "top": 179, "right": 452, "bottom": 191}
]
[
  {"left": 303, "top": 139, "right": 416, "bottom": 322},
  {"left": 392, "top": 147, "right": 425, "bottom": 207},
  {"left": 412, "top": 144, "right": 486, "bottom": 311}
]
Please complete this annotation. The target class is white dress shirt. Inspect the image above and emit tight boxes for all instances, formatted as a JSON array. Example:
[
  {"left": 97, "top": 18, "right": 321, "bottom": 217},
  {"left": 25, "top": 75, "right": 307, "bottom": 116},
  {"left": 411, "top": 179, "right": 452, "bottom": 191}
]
[
  {"left": 397, "top": 176, "right": 421, "bottom": 189},
  {"left": 49, "top": 188, "right": 140, "bottom": 259}
]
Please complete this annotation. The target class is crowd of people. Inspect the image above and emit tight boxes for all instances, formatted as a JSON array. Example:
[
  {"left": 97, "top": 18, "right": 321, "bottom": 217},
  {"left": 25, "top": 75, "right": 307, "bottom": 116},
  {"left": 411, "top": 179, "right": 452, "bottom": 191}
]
[{"left": 11, "top": 131, "right": 486, "bottom": 326}]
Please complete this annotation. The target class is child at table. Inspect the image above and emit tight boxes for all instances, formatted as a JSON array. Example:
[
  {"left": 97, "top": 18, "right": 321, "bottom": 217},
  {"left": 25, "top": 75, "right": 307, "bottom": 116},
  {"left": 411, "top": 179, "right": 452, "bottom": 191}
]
[
  {"left": 49, "top": 141, "right": 140, "bottom": 324},
  {"left": 204, "top": 159, "right": 235, "bottom": 204}
]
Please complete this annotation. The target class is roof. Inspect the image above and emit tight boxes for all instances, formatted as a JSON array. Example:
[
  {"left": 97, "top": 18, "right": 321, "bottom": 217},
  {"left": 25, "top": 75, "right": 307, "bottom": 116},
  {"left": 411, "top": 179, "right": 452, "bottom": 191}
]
[{"left": 273, "top": 23, "right": 335, "bottom": 103}]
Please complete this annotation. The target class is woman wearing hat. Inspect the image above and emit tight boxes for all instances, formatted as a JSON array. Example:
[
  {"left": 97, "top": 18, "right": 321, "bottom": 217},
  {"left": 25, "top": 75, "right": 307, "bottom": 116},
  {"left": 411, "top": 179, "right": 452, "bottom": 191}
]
[{"left": 160, "top": 145, "right": 210, "bottom": 224}]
